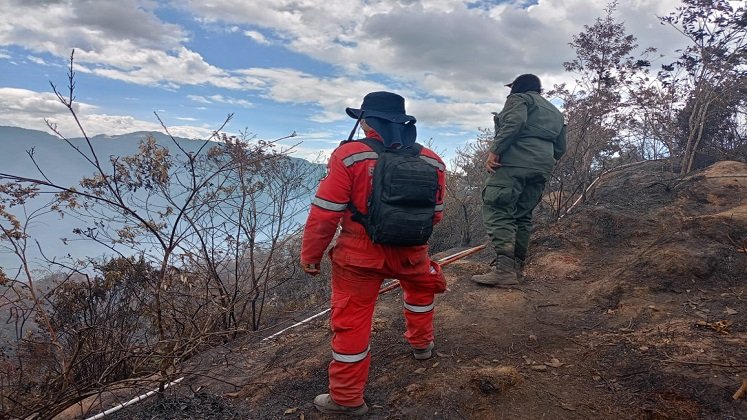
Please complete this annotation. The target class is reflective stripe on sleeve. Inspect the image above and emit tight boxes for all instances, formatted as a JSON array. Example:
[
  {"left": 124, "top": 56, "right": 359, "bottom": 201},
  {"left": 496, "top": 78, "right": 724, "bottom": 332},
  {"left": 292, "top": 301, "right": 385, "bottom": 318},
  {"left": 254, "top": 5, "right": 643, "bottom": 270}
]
[
  {"left": 332, "top": 345, "right": 370, "bottom": 363},
  {"left": 342, "top": 151, "right": 378, "bottom": 167},
  {"left": 419, "top": 155, "right": 446, "bottom": 171},
  {"left": 312, "top": 197, "right": 347, "bottom": 212},
  {"left": 435, "top": 204, "right": 444, "bottom": 212},
  {"left": 404, "top": 301, "right": 435, "bottom": 313}
]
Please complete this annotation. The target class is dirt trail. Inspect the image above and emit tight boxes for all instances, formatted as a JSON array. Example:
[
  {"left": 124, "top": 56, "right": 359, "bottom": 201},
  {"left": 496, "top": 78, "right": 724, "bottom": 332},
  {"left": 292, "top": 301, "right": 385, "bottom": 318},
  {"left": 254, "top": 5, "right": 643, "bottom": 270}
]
[{"left": 96, "top": 161, "right": 747, "bottom": 420}]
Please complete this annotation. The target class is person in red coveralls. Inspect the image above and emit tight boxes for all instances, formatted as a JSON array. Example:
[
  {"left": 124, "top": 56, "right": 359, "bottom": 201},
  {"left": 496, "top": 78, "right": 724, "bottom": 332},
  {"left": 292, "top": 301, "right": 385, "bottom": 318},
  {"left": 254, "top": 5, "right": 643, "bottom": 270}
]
[{"left": 300, "top": 91, "right": 447, "bottom": 416}]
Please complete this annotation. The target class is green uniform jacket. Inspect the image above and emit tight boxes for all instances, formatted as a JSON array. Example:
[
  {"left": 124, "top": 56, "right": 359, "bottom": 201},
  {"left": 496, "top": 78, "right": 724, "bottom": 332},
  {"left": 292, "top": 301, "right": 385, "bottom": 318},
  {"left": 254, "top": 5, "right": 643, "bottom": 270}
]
[{"left": 491, "top": 92, "right": 566, "bottom": 174}]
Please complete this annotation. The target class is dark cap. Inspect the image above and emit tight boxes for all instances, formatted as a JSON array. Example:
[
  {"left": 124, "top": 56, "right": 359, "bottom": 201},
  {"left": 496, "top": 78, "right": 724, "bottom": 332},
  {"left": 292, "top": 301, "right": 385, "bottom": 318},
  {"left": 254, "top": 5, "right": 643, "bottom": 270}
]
[{"left": 506, "top": 74, "right": 542, "bottom": 94}]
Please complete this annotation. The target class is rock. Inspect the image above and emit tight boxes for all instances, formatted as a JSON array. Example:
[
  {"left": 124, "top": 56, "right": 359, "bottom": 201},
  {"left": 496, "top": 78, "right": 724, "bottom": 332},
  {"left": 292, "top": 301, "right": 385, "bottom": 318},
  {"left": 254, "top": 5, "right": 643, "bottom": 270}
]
[{"left": 545, "top": 358, "right": 564, "bottom": 368}]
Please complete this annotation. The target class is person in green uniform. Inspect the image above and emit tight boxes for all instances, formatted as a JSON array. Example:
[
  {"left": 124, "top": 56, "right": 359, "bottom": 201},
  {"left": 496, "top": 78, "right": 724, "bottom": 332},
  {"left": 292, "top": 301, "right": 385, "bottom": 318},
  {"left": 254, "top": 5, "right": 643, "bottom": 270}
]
[{"left": 472, "top": 74, "right": 566, "bottom": 286}]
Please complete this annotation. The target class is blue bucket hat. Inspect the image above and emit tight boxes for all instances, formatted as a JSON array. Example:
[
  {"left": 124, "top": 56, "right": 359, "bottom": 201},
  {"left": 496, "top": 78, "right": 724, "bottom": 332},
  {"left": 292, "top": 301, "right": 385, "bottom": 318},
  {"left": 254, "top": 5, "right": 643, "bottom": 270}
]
[{"left": 346, "top": 91, "right": 417, "bottom": 148}]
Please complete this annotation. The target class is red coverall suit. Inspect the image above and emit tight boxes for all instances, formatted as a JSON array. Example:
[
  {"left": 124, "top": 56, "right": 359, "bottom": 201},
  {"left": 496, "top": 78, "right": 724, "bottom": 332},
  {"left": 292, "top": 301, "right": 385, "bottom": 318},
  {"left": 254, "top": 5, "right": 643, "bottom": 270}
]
[{"left": 301, "top": 133, "right": 446, "bottom": 407}]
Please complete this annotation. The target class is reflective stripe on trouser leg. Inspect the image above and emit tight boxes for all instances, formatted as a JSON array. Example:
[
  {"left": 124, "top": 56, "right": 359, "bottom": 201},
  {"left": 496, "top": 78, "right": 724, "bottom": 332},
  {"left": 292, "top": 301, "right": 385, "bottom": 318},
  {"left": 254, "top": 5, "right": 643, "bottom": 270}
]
[
  {"left": 332, "top": 345, "right": 370, "bottom": 363},
  {"left": 403, "top": 301, "right": 434, "bottom": 313},
  {"left": 398, "top": 280, "right": 435, "bottom": 349}
]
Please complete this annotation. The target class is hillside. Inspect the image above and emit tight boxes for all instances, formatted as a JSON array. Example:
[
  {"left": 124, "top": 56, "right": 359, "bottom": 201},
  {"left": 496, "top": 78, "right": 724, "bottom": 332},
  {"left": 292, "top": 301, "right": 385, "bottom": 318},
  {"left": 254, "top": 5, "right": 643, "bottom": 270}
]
[
  {"left": 58, "top": 160, "right": 747, "bottom": 420},
  {"left": 0, "top": 126, "right": 321, "bottom": 270}
]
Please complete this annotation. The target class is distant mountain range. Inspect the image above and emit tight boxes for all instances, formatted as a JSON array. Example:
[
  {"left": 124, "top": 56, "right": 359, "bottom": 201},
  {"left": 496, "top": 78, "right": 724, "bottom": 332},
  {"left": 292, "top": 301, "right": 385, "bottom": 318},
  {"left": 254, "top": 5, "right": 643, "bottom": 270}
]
[{"left": 0, "top": 126, "right": 322, "bottom": 273}]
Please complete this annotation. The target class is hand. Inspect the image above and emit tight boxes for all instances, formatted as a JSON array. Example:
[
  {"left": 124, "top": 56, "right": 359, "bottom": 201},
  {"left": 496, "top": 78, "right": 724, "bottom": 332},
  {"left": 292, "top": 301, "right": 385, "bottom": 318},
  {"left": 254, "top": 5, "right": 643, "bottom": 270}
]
[
  {"left": 485, "top": 152, "right": 502, "bottom": 173},
  {"left": 301, "top": 262, "right": 321, "bottom": 276}
]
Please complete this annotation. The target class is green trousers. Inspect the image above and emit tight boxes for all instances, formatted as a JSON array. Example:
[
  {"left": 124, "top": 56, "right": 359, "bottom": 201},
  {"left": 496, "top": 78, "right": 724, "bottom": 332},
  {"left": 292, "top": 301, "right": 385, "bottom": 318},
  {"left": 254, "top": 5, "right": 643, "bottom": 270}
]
[{"left": 481, "top": 166, "right": 547, "bottom": 260}]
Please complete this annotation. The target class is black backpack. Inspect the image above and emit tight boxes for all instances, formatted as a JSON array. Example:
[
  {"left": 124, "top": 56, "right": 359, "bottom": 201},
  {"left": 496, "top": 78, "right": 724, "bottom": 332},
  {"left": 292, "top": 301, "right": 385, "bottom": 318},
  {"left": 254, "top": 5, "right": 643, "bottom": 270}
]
[{"left": 348, "top": 138, "right": 440, "bottom": 246}]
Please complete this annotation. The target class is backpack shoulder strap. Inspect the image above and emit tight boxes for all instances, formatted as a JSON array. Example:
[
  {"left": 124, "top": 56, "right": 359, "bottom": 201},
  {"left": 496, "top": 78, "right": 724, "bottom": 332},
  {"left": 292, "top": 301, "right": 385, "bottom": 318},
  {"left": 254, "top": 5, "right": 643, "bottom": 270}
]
[
  {"left": 346, "top": 137, "right": 382, "bottom": 223},
  {"left": 356, "top": 137, "right": 423, "bottom": 156},
  {"left": 410, "top": 142, "right": 424, "bottom": 156},
  {"left": 357, "top": 137, "right": 385, "bottom": 154}
]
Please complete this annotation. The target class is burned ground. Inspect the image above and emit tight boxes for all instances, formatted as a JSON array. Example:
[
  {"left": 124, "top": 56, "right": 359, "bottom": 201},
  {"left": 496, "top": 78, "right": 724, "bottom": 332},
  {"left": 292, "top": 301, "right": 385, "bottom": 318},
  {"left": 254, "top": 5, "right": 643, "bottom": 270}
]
[{"left": 63, "top": 161, "right": 747, "bottom": 419}]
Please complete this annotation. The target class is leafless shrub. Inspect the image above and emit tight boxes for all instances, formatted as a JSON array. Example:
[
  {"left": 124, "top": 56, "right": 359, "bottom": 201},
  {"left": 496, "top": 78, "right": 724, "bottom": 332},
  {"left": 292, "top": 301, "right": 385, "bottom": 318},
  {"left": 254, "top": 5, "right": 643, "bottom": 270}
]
[{"left": 0, "top": 51, "right": 321, "bottom": 419}]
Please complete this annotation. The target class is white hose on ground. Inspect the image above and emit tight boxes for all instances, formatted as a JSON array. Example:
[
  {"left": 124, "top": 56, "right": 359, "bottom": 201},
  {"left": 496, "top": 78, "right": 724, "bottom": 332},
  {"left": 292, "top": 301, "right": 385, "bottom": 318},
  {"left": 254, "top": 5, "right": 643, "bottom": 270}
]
[
  {"left": 261, "top": 308, "right": 331, "bottom": 342},
  {"left": 84, "top": 377, "right": 185, "bottom": 420},
  {"left": 260, "top": 279, "right": 399, "bottom": 342}
]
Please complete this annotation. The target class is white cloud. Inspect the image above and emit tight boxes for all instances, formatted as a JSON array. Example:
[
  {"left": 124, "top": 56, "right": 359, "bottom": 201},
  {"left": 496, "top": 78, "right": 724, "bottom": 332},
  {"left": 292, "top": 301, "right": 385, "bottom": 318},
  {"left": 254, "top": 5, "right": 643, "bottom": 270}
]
[
  {"left": 83, "top": 46, "right": 245, "bottom": 89},
  {"left": 244, "top": 30, "right": 270, "bottom": 45},
  {"left": 182, "top": 0, "right": 687, "bottom": 103},
  {"left": 407, "top": 98, "right": 501, "bottom": 130},
  {"left": 237, "top": 67, "right": 387, "bottom": 122},
  {"left": 1, "top": 0, "right": 691, "bottom": 100},
  {"left": 0, "top": 0, "right": 186, "bottom": 52},
  {"left": 0, "top": 87, "right": 214, "bottom": 139},
  {"left": 0, "top": 0, "right": 697, "bottom": 151},
  {"left": 187, "top": 94, "right": 254, "bottom": 108},
  {"left": 0, "top": 0, "right": 246, "bottom": 89},
  {"left": 187, "top": 95, "right": 213, "bottom": 104},
  {"left": 26, "top": 55, "right": 52, "bottom": 66},
  {"left": 174, "top": 0, "right": 689, "bottom": 135},
  {"left": 3, "top": 0, "right": 690, "bottom": 103},
  {"left": 233, "top": 67, "right": 498, "bottom": 129},
  {"left": 209, "top": 94, "right": 253, "bottom": 107},
  {"left": 162, "top": 125, "right": 216, "bottom": 139}
]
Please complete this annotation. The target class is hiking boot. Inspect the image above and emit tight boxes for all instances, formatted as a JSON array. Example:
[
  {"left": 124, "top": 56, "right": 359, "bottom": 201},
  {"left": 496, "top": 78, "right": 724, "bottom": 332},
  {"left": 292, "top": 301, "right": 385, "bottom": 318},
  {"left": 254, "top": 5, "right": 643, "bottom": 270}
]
[
  {"left": 471, "top": 255, "right": 519, "bottom": 286},
  {"left": 412, "top": 341, "right": 435, "bottom": 360},
  {"left": 313, "top": 394, "right": 369, "bottom": 416}
]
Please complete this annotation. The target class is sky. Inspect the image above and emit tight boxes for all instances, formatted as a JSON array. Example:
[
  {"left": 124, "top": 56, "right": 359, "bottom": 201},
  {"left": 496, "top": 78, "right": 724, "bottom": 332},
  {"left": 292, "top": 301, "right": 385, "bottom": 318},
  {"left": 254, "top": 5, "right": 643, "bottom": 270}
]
[{"left": 0, "top": 0, "right": 690, "bottom": 162}]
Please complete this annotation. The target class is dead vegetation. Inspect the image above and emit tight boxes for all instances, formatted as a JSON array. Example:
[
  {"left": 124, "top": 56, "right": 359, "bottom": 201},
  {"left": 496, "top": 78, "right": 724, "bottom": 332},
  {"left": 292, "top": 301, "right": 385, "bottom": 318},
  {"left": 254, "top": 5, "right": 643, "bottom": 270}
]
[{"left": 84, "top": 160, "right": 747, "bottom": 420}]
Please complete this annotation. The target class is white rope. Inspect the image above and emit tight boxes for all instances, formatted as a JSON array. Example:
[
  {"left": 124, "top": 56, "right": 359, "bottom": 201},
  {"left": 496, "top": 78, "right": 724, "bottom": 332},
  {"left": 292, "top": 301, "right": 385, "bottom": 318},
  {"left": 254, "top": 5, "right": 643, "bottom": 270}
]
[
  {"left": 84, "top": 377, "right": 184, "bottom": 420},
  {"left": 260, "top": 278, "right": 400, "bottom": 343},
  {"left": 261, "top": 308, "right": 331, "bottom": 342}
]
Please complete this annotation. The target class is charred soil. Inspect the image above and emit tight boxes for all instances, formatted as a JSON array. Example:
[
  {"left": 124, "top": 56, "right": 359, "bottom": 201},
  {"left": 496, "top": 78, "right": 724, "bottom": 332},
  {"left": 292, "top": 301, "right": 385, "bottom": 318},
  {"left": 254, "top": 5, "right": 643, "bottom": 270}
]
[{"left": 80, "top": 161, "right": 747, "bottom": 420}]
